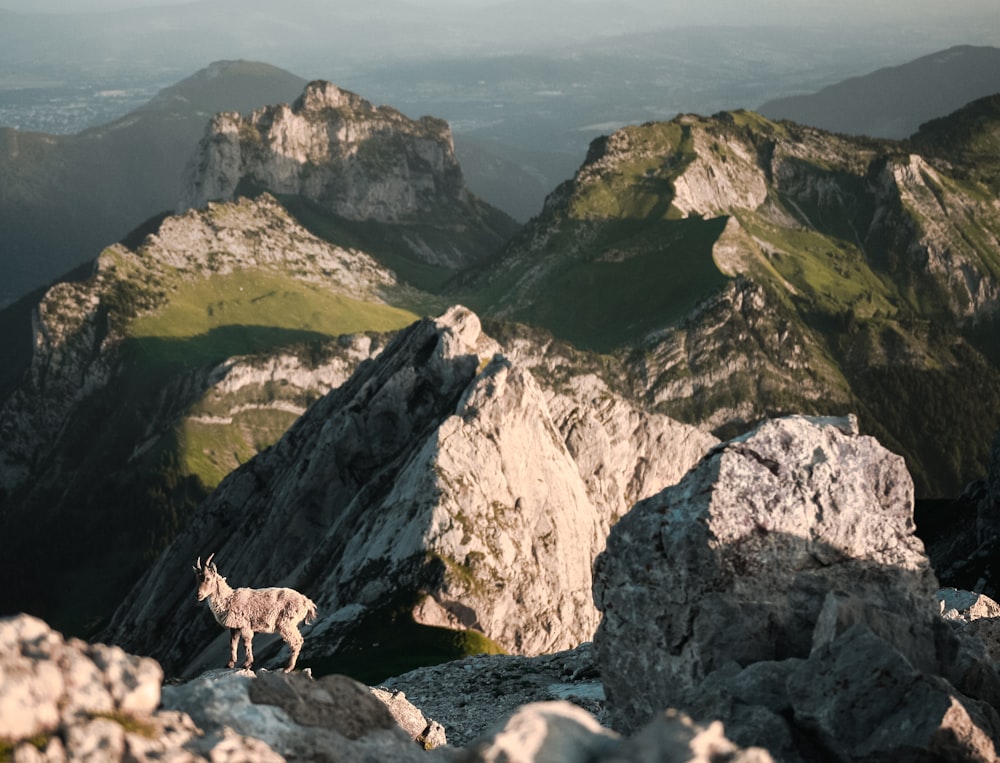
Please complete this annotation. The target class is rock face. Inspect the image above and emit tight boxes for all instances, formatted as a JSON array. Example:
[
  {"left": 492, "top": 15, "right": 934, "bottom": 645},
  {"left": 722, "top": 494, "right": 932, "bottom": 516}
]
[
  {"left": 593, "top": 415, "right": 1000, "bottom": 761},
  {"left": 104, "top": 306, "right": 717, "bottom": 677},
  {"left": 180, "top": 80, "right": 518, "bottom": 267}
]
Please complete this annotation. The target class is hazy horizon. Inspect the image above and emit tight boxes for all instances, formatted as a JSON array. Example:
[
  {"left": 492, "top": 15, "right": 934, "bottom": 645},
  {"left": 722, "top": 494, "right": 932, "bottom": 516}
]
[{"left": 1, "top": 0, "right": 998, "bottom": 224}]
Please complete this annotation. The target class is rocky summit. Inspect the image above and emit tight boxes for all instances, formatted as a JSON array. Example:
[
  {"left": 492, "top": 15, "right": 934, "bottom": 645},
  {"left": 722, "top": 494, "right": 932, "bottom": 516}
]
[
  {"left": 103, "top": 305, "right": 717, "bottom": 678},
  {"left": 180, "top": 80, "right": 518, "bottom": 268}
]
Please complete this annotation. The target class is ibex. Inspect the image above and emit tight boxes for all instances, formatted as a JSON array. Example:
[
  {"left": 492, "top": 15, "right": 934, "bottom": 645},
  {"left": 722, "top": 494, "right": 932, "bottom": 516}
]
[{"left": 193, "top": 554, "right": 317, "bottom": 673}]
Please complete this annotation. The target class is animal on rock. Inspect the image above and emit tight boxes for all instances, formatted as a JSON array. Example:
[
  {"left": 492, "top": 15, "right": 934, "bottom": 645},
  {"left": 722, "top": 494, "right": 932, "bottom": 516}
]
[{"left": 193, "top": 553, "right": 317, "bottom": 672}]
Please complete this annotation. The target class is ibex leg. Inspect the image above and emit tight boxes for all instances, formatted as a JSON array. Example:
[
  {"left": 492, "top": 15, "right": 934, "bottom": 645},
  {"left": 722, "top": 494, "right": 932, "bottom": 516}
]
[
  {"left": 228, "top": 628, "right": 239, "bottom": 669},
  {"left": 279, "top": 623, "right": 304, "bottom": 673},
  {"left": 241, "top": 629, "right": 255, "bottom": 670}
]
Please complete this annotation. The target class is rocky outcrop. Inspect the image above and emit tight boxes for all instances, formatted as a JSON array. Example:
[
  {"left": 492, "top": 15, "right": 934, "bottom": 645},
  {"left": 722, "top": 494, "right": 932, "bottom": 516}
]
[
  {"left": 624, "top": 278, "right": 848, "bottom": 434},
  {"left": 104, "top": 306, "right": 717, "bottom": 676},
  {"left": 1, "top": 613, "right": 773, "bottom": 762},
  {"left": 593, "top": 414, "right": 1000, "bottom": 761},
  {"left": 180, "top": 80, "right": 518, "bottom": 268}
]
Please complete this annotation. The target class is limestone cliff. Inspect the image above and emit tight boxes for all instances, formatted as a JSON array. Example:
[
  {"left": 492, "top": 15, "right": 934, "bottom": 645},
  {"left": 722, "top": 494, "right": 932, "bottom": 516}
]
[
  {"left": 104, "top": 306, "right": 717, "bottom": 677},
  {"left": 180, "top": 80, "right": 518, "bottom": 268}
]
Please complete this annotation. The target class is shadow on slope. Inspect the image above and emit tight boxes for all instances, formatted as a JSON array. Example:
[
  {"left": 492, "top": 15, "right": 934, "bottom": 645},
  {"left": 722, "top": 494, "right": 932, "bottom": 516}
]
[{"left": 122, "top": 325, "right": 337, "bottom": 372}]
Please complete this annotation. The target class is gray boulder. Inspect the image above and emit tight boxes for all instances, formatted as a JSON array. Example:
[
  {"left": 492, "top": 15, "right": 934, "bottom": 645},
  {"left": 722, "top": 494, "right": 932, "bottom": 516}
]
[
  {"left": 593, "top": 414, "right": 1000, "bottom": 760},
  {"left": 0, "top": 613, "right": 285, "bottom": 762},
  {"left": 161, "top": 669, "right": 453, "bottom": 762}
]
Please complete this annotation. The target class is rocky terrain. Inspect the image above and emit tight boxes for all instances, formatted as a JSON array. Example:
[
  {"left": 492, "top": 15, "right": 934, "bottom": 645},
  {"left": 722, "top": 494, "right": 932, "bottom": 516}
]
[
  {"left": 7, "top": 414, "right": 1000, "bottom": 761},
  {"left": 180, "top": 79, "right": 519, "bottom": 270}
]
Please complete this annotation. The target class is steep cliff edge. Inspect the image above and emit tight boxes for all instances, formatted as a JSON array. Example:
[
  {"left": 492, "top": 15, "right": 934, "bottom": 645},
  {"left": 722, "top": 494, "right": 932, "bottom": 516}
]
[{"left": 180, "top": 80, "right": 519, "bottom": 269}]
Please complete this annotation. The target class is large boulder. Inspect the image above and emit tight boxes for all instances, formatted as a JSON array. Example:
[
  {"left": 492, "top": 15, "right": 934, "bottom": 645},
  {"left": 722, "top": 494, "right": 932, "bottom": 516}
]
[{"left": 593, "top": 415, "right": 1000, "bottom": 760}]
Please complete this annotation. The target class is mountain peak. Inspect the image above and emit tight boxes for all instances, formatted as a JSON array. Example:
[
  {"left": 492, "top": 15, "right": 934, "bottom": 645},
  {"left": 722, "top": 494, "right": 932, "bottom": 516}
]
[
  {"left": 295, "top": 80, "right": 369, "bottom": 113},
  {"left": 180, "top": 80, "right": 517, "bottom": 268}
]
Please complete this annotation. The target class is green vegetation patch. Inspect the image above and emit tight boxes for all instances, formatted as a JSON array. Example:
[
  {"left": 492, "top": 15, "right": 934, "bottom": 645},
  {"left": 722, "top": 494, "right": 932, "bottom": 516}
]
[
  {"left": 178, "top": 408, "right": 301, "bottom": 489},
  {"left": 569, "top": 121, "right": 694, "bottom": 221},
  {"left": 516, "top": 215, "right": 730, "bottom": 352},
  {"left": 304, "top": 595, "right": 505, "bottom": 685},
  {"left": 738, "top": 211, "right": 897, "bottom": 320},
  {"left": 126, "top": 269, "right": 417, "bottom": 368}
]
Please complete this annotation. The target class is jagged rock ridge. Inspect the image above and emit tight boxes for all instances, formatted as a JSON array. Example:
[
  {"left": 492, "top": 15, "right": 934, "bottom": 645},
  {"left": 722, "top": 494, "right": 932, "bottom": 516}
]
[
  {"left": 104, "top": 306, "right": 717, "bottom": 677},
  {"left": 180, "top": 80, "right": 518, "bottom": 268}
]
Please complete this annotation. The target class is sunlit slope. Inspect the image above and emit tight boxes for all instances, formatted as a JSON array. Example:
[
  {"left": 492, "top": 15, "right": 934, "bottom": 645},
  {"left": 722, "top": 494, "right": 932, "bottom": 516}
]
[
  {"left": 454, "top": 105, "right": 1000, "bottom": 496},
  {"left": 123, "top": 268, "right": 415, "bottom": 487},
  {"left": 127, "top": 268, "right": 416, "bottom": 369}
]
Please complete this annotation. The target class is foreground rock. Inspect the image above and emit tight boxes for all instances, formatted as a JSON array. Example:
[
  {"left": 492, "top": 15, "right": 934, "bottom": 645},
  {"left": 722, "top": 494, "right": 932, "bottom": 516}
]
[
  {"left": 0, "top": 613, "right": 770, "bottom": 762},
  {"left": 594, "top": 415, "right": 1000, "bottom": 761}
]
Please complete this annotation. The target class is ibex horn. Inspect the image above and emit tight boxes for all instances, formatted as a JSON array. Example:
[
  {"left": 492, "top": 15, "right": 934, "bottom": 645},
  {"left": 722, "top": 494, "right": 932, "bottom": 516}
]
[{"left": 206, "top": 552, "right": 216, "bottom": 571}]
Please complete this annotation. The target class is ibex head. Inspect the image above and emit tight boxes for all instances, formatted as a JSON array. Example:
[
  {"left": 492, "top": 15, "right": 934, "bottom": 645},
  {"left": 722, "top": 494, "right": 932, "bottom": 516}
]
[{"left": 193, "top": 553, "right": 221, "bottom": 601}]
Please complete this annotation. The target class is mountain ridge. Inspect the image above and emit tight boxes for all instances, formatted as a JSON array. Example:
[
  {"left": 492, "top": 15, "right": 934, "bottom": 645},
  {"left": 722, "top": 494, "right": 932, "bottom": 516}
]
[
  {"left": 758, "top": 44, "right": 1000, "bottom": 138},
  {"left": 452, "top": 102, "right": 1000, "bottom": 496}
]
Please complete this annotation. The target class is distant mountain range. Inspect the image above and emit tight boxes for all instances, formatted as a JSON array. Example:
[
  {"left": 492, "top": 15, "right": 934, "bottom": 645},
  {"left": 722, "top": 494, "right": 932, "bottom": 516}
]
[
  {"left": 0, "top": 60, "right": 307, "bottom": 307},
  {"left": 759, "top": 45, "right": 1000, "bottom": 138}
]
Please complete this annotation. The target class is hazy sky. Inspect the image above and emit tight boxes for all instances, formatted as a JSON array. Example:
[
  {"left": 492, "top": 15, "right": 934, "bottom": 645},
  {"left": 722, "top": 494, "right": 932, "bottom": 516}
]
[{"left": 2, "top": 0, "right": 998, "bottom": 26}]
